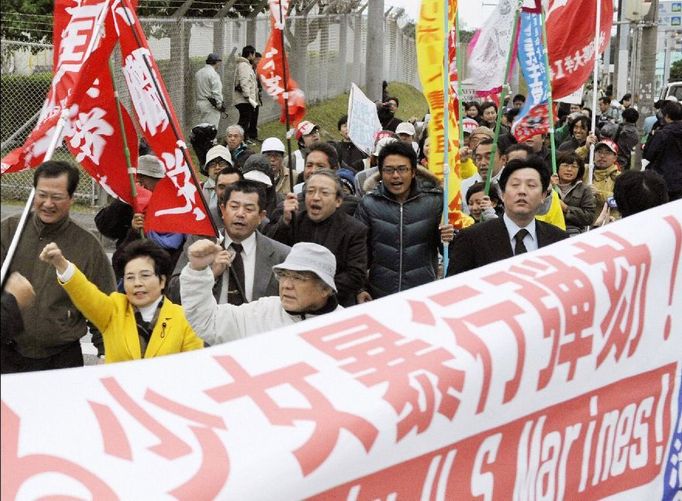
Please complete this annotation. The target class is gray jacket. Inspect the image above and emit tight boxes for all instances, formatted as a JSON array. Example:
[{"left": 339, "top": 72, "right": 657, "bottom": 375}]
[{"left": 167, "top": 231, "right": 290, "bottom": 304}]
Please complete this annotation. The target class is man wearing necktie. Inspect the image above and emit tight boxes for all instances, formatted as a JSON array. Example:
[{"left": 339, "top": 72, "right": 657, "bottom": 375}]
[
  {"left": 447, "top": 156, "right": 568, "bottom": 275},
  {"left": 168, "top": 180, "right": 290, "bottom": 305}
]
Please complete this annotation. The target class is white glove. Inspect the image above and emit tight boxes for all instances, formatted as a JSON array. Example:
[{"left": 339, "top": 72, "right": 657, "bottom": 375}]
[{"left": 248, "top": 98, "right": 258, "bottom": 109}]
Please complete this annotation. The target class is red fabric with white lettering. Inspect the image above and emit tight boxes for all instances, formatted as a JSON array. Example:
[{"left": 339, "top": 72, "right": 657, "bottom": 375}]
[
  {"left": 546, "top": 0, "right": 613, "bottom": 99},
  {"left": 256, "top": 0, "right": 306, "bottom": 127},
  {"left": 1, "top": 0, "right": 138, "bottom": 203},
  {"left": 117, "top": 0, "right": 214, "bottom": 235}
]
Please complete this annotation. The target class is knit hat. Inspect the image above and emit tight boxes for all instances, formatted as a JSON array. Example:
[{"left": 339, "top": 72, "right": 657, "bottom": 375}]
[
  {"left": 242, "top": 154, "right": 274, "bottom": 187},
  {"left": 273, "top": 242, "right": 337, "bottom": 292},
  {"left": 470, "top": 126, "right": 495, "bottom": 140},
  {"left": 137, "top": 155, "right": 165, "bottom": 178}
]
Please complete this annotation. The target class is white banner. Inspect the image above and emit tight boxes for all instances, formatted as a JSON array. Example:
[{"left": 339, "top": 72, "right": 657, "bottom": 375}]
[
  {"left": 464, "top": 0, "right": 517, "bottom": 98},
  {"left": 347, "top": 83, "right": 382, "bottom": 156},
  {"left": 2, "top": 201, "right": 682, "bottom": 500},
  {"left": 556, "top": 84, "right": 585, "bottom": 105}
]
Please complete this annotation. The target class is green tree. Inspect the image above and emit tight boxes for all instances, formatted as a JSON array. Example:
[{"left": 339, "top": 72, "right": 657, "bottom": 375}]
[
  {"left": 670, "top": 59, "right": 682, "bottom": 82},
  {"left": 1, "top": 0, "right": 53, "bottom": 44}
]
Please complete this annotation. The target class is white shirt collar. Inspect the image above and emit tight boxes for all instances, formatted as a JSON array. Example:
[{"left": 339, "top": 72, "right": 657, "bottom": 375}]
[
  {"left": 503, "top": 213, "right": 537, "bottom": 243},
  {"left": 223, "top": 230, "right": 257, "bottom": 255}
]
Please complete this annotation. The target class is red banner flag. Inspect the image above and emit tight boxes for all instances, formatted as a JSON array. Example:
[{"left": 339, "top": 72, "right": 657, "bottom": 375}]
[
  {"left": 546, "top": 0, "right": 613, "bottom": 100},
  {"left": 116, "top": 0, "right": 214, "bottom": 236},
  {"left": 256, "top": 0, "right": 306, "bottom": 127},
  {"left": 1, "top": 0, "right": 138, "bottom": 200}
]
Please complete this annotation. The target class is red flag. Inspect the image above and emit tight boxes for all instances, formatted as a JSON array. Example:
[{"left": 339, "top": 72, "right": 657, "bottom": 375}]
[
  {"left": 546, "top": 0, "right": 613, "bottom": 100},
  {"left": 116, "top": 0, "right": 215, "bottom": 236},
  {"left": 257, "top": 0, "right": 306, "bottom": 127},
  {"left": 1, "top": 0, "right": 138, "bottom": 190}
]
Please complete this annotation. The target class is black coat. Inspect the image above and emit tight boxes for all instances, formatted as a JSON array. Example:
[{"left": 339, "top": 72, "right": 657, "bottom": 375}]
[
  {"left": 355, "top": 168, "right": 443, "bottom": 299},
  {"left": 268, "top": 209, "right": 368, "bottom": 307},
  {"left": 447, "top": 217, "right": 568, "bottom": 275},
  {"left": 643, "top": 120, "right": 682, "bottom": 194}
]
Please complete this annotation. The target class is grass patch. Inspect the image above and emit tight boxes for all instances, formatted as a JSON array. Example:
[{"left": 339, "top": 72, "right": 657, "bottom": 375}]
[{"left": 257, "top": 82, "right": 428, "bottom": 148}]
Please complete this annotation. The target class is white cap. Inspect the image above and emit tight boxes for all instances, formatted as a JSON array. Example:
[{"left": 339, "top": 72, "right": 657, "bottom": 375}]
[
  {"left": 273, "top": 242, "right": 337, "bottom": 292},
  {"left": 137, "top": 155, "right": 165, "bottom": 178},
  {"left": 244, "top": 170, "right": 273, "bottom": 186},
  {"left": 261, "top": 137, "right": 285, "bottom": 154},
  {"left": 205, "top": 145, "right": 232, "bottom": 167},
  {"left": 373, "top": 136, "right": 398, "bottom": 157},
  {"left": 395, "top": 122, "right": 416, "bottom": 136}
]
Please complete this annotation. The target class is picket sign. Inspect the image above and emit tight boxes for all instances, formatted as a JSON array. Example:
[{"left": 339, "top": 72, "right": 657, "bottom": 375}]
[
  {"left": 347, "top": 83, "right": 382, "bottom": 156},
  {"left": 2, "top": 201, "right": 682, "bottom": 500}
]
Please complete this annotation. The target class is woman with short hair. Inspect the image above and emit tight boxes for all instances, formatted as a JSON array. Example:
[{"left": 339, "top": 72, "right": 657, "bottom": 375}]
[
  {"left": 39, "top": 240, "right": 203, "bottom": 363},
  {"left": 551, "top": 151, "right": 597, "bottom": 235}
]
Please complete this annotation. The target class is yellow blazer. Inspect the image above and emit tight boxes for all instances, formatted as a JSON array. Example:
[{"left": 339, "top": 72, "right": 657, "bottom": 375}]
[{"left": 61, "top": 267, "right": 203, "bottom": 363}]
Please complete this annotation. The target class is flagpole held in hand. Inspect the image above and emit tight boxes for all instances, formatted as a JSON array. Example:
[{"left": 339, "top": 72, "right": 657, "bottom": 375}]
[
  {"left": 1, "top": 0, "right": 112, "bottom": 287},
  {"left": 0, "top": 109, "right": 69, "bottom": 287},
  {"left": 276, "top": 0, "right": 296, "bottom": 194},
  {"left": 108, "top": 58, "right": 144, "bottom": 239},
  {"left": 441, "top": 0, "right": 451, "bottom": 275},
  {"left": 540, "top": 5, "right": 558, "bottom": 176},
  {"left": 485, "top": 0, "right": 522, "bottom": 197},
  {"left": 587, "top": 0, "right": 602, "bottom": 187}
]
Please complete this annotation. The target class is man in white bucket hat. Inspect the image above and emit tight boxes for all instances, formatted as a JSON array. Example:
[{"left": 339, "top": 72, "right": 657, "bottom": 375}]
[{"left": 181, "top": 241, "right": 341, "bottom": 344}]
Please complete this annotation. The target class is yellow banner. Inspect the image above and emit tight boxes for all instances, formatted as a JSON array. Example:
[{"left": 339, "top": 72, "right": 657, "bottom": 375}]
[{"left": 416, "top": 0, "right": 470, "bottom": 229}]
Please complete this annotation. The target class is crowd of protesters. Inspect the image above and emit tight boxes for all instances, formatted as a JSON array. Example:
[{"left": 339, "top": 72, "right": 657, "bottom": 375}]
[{"left": 1, "top": 49, "right": 677, "bottom": 373}]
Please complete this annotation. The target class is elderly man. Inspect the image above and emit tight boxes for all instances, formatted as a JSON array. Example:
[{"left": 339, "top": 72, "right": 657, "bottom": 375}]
[
  {"left": 225, "top": 124, "right": 254, "bottom": 169},
  {"left": 195, "top": 52, "right": 224, "bottom": 129},
  {"left": 181, "top": 241, "right": 341, "bottom": 344},
  {"left": 269, "top": 169, "right": 367, "bottom": 307},
  {"left": 261, "top": 137, "right": 290, "bottom": 194},
  {"left": 1, "top": 161, "right": 115, "bottom": 372},
  {"left": 201, "top": 144, "right": 233, "bottom": 217}
]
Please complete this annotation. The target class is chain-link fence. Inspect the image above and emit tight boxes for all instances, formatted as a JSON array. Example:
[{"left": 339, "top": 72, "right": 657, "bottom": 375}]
[{"left": 1, "top": 13, "right": 418, "bottom": 205}]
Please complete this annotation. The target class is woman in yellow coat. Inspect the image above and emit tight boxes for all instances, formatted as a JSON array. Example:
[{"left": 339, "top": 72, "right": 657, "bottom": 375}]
[{"left": 39, "top": 239, "right": 203, "bottom": 363}]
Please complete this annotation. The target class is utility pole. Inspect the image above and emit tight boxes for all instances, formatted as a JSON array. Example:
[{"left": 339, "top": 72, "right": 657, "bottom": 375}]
[
  {"left": 637, "top": 0, "right": 659, "bottom": 127},
  {"left": 365, "top": 0, "right": 384, "bottom": 102}
]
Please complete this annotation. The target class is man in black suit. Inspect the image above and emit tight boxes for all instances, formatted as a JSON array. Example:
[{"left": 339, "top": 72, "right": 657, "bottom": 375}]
[{"left": 447, "top": 156, "right": 568, "bottom": 275}]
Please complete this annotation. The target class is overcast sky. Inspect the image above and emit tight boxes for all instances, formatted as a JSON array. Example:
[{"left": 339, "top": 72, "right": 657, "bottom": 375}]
[{"left": 384, "top": 0, "right": 495, "bottom": 29}]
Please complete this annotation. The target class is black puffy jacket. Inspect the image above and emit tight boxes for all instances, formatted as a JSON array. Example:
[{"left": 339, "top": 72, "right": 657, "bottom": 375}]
[{"left": 355, "top": 168, "right": 443, "bottom": 299}]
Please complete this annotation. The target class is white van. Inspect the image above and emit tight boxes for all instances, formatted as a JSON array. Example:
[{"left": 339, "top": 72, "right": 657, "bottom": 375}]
[{"left": 662, "top": 81, "right": 682, "bottom": 101}]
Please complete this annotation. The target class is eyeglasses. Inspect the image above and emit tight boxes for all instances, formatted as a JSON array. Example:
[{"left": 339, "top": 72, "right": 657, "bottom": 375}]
[
  {"left": 274, "top": 270, "right": 316, "bottom": 282},
  {"left": 382, "top": 166, "right": 411, "bottom": 175},
  {"left": 305, "top": 187, "right": 335, "bottom": 198},
  {"left": 36, "top": 191, "right": 69, "bottom": 203},
  {"left": 123, "top": 271, "right": 157, "bottom": 282}
]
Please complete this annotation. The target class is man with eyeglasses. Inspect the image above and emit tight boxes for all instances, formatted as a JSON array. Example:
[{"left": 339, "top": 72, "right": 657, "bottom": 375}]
[
  {"left": 180, "top": 241, "right": 341, "bottom": 343},
  {"left": 355, "top": 141, "right": 454, "bottom": 302},
  {"left": 1, "top": 160, "right": 115, "bottom": 373},
  {"left": 267, "top": 169, "right": 367, "bottom": 306}
]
